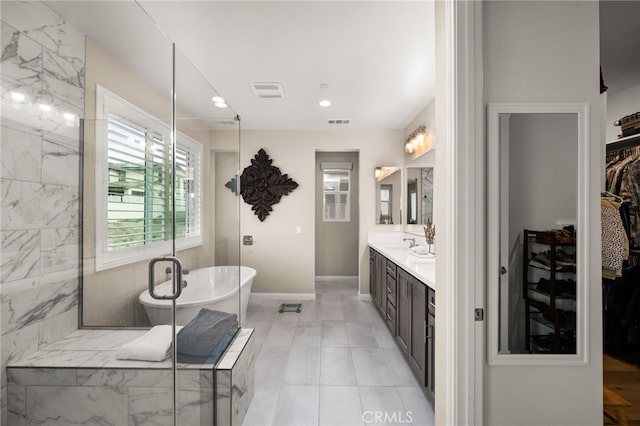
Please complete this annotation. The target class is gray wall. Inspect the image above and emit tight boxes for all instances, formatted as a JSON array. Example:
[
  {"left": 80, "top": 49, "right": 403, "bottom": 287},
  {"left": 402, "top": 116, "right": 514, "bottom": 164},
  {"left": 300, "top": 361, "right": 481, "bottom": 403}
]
[
  {"left": 508, "top": 113, "right": 578, "bottom": 248},
  {"left": 315, "top": 152, "right": 359, "bottom": 276},
  {"left": 0, "top": 1, "right": 85, "bottom": 422},
  {"left": 483, "top": 1, "right": 602, "bottom": 425}
]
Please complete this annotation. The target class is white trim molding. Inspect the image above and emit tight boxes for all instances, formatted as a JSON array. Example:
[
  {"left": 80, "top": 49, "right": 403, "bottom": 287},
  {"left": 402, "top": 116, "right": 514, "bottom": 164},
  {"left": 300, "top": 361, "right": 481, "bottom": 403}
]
[{"left": 441, "top": 0, "right": 485, "bottom": 425}]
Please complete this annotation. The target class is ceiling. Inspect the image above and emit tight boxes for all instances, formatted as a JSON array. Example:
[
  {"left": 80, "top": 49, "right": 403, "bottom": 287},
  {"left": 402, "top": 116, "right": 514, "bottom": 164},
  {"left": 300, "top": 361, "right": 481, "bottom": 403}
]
[
  {"left": 48, "top": 1, "right": 435, "bottom": 130},
  {"left": 600, "top": 1, "right": 640, "bottom": 95}
]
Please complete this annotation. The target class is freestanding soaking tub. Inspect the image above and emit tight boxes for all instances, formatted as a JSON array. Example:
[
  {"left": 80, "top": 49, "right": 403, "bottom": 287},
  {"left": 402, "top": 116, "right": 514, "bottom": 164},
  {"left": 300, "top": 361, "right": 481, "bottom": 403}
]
[{"left": 139, "top": 266, "right": 256, "bottom": 325}]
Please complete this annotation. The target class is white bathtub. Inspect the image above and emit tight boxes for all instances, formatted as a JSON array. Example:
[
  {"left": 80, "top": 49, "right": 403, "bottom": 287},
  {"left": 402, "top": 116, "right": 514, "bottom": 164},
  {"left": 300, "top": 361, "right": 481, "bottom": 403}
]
[{"left": 139, "top": 266, "right": 256, "bottom": 326}]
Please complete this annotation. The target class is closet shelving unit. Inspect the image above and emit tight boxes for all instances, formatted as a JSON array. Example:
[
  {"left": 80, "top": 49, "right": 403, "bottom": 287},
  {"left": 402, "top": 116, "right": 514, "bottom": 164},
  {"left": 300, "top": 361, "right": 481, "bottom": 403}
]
[{"left": 523, "top": 229, "right": 577, "bottom": 354}]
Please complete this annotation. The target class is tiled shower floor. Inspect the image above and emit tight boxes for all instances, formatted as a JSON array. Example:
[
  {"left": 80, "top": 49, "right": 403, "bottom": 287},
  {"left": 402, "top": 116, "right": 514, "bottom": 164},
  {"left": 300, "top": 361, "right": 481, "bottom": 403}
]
[{"left": 242, "top": 278, "right": 435, "bottom": 426}]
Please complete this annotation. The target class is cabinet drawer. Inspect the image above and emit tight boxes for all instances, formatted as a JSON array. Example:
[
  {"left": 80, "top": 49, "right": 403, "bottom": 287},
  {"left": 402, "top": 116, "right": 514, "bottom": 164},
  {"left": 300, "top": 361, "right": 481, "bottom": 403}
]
[
  {"left": 387, "top": 275, "right": 397, "bottom": 306},
  {"left": 386, "top": 260, "right": 397, "bottom": 276},
  {"left": 386, "top": 302, "right": 396, "bottom": 333}
]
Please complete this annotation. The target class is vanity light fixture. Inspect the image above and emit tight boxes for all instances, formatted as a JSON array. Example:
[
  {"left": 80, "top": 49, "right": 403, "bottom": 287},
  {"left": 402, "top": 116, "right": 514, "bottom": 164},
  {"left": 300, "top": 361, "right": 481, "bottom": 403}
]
[
  {"left": 319, "top": 100, "right": 331, "bottom": 107},
  {"left": 374, "top": 167, "right": 382, "bottom": 179},
  {"left": 405, "top": 125, "right": 429, "bottom": 154}
]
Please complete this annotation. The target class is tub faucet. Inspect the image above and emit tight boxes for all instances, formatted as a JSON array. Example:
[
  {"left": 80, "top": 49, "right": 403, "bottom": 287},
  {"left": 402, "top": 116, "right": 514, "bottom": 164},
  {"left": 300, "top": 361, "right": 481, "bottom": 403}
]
[
  {"left": 165, "top": 266, "right": 189, "bottom": 275},
  {"left": 403, "top": 237, "right": 417, "bottom": 248}
]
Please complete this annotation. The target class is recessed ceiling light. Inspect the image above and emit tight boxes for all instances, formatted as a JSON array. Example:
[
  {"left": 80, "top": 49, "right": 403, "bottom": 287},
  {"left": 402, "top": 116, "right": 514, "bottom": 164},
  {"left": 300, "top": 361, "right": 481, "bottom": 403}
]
[
  {"left": 212, "top": 96, "right": 225, "bottom": 103},
  {"left": 215, "top": 102, "right": 228, "bottom": 109},
  {"left": 319, "top": 100, "right": 331, "bottom": 107}
]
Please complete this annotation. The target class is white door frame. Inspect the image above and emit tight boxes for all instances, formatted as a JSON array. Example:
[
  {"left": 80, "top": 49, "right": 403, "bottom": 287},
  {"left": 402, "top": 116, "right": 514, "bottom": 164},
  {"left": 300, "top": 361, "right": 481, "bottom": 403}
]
[{"left": 440, "top": 0, "right": 484, "bottom": 424}]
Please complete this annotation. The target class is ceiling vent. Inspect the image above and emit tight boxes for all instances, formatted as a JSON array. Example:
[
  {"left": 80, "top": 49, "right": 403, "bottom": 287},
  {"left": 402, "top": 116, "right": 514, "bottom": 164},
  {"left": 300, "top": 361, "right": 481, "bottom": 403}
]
[
  {"left": 251, "top": 82, "right": 284, "bottom": 99},
  {"left": 327, "top": 119, "right": 351, "bottom": 125}
]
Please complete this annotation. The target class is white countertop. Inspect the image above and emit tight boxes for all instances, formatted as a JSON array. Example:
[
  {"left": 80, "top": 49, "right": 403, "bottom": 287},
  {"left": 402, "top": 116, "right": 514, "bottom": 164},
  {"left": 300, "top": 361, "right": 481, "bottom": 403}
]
[{"left": 368, "top": 232, "right": 436, "bottom": 290}]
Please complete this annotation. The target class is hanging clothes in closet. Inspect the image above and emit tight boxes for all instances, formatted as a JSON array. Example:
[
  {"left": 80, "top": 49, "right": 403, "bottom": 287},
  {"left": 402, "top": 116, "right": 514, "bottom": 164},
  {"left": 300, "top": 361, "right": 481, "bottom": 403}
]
[{"left": 604, "top": 138, "right": 640, "bottom": 361}]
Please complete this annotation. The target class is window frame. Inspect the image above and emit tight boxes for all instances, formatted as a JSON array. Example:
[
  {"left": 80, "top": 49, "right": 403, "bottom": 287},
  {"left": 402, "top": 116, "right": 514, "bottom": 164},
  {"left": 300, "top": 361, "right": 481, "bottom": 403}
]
[
  {"left": 95, "top": 85, "right": 203, "bottom": 271},
  {"left": 322, "top": 168, "right": 351, "bottom": 222}
]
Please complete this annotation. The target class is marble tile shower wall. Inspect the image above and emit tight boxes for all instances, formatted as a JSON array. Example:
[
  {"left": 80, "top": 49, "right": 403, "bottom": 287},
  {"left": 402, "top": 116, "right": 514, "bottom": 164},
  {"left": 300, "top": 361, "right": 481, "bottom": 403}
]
[{"left": 0, "top": 1, "right": 85, "bottom": 423}]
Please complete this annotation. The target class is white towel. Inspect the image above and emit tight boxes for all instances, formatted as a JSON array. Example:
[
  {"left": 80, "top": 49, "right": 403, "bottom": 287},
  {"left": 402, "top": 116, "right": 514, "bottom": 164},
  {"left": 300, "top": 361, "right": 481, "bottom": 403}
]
[{"left": 116, "top": 325, "right": 183, "bottom": 362}]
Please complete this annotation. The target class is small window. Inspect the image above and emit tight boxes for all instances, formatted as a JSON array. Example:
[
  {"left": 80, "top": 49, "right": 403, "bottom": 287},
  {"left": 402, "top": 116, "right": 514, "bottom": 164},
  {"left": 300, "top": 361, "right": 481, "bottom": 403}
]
[{"left": 323, "top": 169, "right": 350, "bottom": 221}]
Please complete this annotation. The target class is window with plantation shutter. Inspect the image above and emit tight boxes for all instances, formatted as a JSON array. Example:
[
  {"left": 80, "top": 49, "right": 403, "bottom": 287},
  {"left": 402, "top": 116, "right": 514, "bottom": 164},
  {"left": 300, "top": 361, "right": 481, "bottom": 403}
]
[
  {"left": 95, "top": 86, "right": 202, "bottom": 270},
  {"left": 322, "top": 169, "right": 350, "bottom": 222}
]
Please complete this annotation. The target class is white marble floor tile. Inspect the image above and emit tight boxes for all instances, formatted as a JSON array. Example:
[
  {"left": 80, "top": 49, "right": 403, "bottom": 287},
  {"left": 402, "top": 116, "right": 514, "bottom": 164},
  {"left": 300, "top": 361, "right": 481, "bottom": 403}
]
[
  {"left": 319, "top": 386, "right": 365, "bottom": 426},
  {"left": 242, "top": 385, "right": 281, "bottom": 426},
  {"left": 320, "top": 346, "right": 358, "bottom": 386},
  {"left": 272, "top": 385, "right": 319, "bottom": 426},
  {"left": 292, "top": 322, "right": 322, "bottom": 346},
  {"left": 346, "top": 322, "right": 379, "bottom": 348},
  {"left": 321, "top": 320, "right": 349, "bottom": 346},
  {"left": 382, "top": 348, "right": 420, "bottom": 387},
  {"left": 359, "top": 386, "right": 410, "bottom": 426},
  {"left": 351, "top": 348, "right": 395, "bottom": 387},
  {"left": 396, "top": 387, "right": 434, "bottom": 426},
  {"left": 254, "top": 345, "right": 291, "bottom": 389},
  {"left": 284, "top": 346, "right": 320, "bottom": 385}
]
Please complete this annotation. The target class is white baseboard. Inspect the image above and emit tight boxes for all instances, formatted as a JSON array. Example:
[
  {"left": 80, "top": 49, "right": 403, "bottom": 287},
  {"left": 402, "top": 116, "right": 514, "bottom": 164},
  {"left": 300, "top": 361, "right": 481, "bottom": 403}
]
[
  {"left": 357, "top": 292, "right": 372, "bottom": 301},
  {"left": 250, "top": 293, "right": 317, "bottom": 301},
  {"left": 315, "top": 275, "right": 358, "bottom": 282}
]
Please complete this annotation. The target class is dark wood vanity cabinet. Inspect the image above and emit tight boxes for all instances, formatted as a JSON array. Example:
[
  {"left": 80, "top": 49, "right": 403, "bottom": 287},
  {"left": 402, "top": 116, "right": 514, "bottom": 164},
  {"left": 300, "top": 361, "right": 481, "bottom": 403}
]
[
  {"left": 410, "top": 279, "right": 426, "bottom": 383},
  {"left": 426, "top": 288, "right": 435, "bottom": 399},
  {"left": 369, "top": 247, "right": 435, "bottom": 401},
  {"left": 369, "top": 249, "right": 386, "bottom": 313},
  {"left": 396, "top": 268, "right": 412, "bottom": 352}
]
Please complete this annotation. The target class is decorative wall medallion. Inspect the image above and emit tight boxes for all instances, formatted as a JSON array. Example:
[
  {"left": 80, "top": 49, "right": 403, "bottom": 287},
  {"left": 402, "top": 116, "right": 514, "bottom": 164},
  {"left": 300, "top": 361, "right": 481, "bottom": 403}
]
[
  {"left": 225, "top": 177, "right": 238, "bottom": 195},
  {"left": 240, "top": 149, "right": 299, "bottom": 221}
]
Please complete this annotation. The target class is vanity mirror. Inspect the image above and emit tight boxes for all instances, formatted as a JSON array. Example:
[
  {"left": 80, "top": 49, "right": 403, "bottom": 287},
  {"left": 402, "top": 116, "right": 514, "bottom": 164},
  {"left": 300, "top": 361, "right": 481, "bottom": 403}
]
[
  {"left": 375, "top": 167, "right": 401, "bottom": 225},
  {"left": 406, "top": 167, "right": 433, "bottom": 225},
  {"left": 487, "top": 103, "right": 589, "bottom": 365}
]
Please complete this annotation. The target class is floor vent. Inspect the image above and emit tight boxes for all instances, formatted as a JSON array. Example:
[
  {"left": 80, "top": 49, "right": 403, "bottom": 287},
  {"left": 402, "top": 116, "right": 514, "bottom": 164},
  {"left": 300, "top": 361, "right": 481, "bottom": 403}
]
[
  {"left": 327, "top": 119, "right": 351, "bottom": 125},
  {"left": 251, "top": 82, "right": 284, "bottom": 99}
]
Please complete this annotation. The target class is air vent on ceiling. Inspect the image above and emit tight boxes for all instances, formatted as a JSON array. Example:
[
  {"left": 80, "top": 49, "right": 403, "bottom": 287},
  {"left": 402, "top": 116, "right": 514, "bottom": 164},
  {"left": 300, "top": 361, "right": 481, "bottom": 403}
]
[
  {"left": 251, "top": 82, "right": 284, "bottom": 99},
  {"left": 327, "top": 119, "right": 351, "bottom": 125}
]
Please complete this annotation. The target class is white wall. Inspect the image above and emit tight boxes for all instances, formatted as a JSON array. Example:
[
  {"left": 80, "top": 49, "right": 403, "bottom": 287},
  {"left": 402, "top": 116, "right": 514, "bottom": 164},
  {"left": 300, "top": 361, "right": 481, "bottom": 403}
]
[
  {"left": 483, "top": 2, "right": 602, "bottom": 425},
  {"left": 212, "top": 129, "right": 403, "bottom": 295},
  {"left": 606, "top": 82, "right": 640, "bottom": 142}
]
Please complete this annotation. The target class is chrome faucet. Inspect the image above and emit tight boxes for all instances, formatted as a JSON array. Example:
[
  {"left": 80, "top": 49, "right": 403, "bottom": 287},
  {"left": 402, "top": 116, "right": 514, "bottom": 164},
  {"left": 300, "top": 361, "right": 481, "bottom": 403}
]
[{"left": 403, "top": 237, "right": 417, "bottom": 248}]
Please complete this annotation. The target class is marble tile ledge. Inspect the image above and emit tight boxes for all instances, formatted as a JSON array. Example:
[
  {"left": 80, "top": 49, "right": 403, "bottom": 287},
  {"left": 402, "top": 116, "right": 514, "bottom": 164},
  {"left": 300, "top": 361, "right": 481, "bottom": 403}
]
[{"left": 7, "top": 328, "right": 254, "bottom": 370}]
